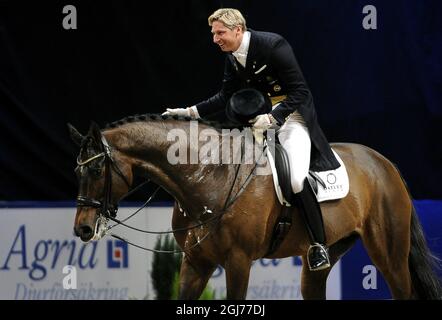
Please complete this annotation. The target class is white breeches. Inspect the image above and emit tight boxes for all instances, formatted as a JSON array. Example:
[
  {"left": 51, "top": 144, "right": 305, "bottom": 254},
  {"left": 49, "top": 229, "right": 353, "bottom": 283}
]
[{"left": 277, "top": 112, "right": 311, "bottom": 194}]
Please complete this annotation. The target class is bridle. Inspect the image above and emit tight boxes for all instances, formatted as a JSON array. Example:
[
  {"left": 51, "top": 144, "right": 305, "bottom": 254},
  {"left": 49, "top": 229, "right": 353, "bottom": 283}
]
[
  {"left": 76, "top": 135, "right": 132, "bottom": 219},
  {"left": 75, "top": 132, "right": 262, "bottom": 254}
]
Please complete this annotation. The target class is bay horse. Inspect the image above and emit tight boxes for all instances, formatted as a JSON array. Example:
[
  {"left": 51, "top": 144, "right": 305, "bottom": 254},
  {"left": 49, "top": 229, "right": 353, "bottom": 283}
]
[{"left": 68, "top": 114, "right": 442, "bottom": 300}]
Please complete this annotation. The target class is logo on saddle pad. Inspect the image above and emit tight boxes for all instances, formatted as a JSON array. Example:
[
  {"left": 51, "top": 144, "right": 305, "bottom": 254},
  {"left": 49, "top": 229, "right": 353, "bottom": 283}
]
[
  {"left": 318, "top": 168, "right": 348, "bottom": 199},
  {"left": 326, "top": 173, "right": 337, "bottom": 185}
]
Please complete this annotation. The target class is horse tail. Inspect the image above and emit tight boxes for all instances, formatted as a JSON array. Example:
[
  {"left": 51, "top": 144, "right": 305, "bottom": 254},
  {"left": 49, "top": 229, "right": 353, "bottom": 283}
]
[
  {"left": 394, "top": 164, "right": 442, "bottom": 299},
  {"left": 408, "top": 205, "right": 442, "bottom": 299}
]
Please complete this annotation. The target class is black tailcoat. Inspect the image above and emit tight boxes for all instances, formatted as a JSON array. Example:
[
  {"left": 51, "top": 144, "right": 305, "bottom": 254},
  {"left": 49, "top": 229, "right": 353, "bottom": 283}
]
[{"left": 196, "top": 30, "right": 340, "bottom": 171}]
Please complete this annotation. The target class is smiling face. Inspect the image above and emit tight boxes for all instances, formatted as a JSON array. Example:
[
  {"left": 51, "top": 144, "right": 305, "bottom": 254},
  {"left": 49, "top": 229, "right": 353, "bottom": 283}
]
[{"left": 211, "top": 21, "right": 243, "bottom": 52}]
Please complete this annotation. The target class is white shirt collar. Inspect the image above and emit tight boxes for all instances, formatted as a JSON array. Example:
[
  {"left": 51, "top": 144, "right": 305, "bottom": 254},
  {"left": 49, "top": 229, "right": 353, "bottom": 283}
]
[{"left": 232, "top": 31, "right": 251, "bottom": 67}]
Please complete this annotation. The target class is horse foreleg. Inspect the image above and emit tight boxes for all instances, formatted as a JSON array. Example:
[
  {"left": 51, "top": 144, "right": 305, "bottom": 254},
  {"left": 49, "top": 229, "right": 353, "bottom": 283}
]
[
  {"left": 224, "top": 249, "right": 253, "bottom": 299},
  {"left": 178, "top": 255, "right": 216, "bottom": 300}
]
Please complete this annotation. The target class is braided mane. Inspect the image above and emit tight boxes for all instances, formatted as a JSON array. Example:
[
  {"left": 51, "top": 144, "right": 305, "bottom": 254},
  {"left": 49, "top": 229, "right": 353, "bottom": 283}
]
[{"left": 104, "top": 113, "right": 241, "bottom": 131}]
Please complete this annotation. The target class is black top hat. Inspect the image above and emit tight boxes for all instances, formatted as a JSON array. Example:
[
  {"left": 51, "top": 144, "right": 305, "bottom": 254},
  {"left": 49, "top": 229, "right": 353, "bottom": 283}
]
[{"left": 226, "top": 88, "right": 272, "bottom": 126}]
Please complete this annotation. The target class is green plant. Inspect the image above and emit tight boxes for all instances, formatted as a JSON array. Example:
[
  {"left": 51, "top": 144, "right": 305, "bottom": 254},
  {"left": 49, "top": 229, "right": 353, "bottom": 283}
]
[
  {"left": 197, "top": 283, "right": 217, "bottom": 300},
  {"left": 170, "top": 271, "right": 217, "bottom": 300},
  {"left": 170, "top": 271, "right": 180, "bottom": 299},
  {"left": 151, "top": 234, "right": 182, "bottom": 299},
  {"left": 151, "top": 234, "right": 217, "bottom": 300}
]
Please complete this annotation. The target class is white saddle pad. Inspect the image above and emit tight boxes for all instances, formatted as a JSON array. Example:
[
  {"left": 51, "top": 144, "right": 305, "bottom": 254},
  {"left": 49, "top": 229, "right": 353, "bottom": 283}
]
[
  {"left": 311, "top": 150, "right": 349, "bottom": 202},
  {"left": 267, "top": 147, "right": 349, "bottom": 205}
]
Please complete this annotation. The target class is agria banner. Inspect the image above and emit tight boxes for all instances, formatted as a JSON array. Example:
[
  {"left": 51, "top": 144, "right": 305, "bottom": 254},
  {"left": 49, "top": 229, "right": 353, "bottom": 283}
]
[
  {"left": 2, "top": 202, "right": 440, "bottom": 300},
  {"left": 0, "top": 205, "right": 341, "bottom": 300}
]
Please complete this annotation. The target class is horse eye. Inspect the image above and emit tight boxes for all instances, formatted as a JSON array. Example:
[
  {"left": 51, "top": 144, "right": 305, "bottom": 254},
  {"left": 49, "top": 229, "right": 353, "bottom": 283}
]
[
  {"left": 89, "top": 167, "right": 102, "bottom": 177},
  {"left": 88, "top": 167, "right": 101, "bottom": 178}
]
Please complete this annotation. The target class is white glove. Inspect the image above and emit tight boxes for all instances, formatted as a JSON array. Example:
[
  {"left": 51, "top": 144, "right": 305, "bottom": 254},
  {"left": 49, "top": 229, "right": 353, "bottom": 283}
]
[
  {"left": 249, "top": 114, "right": 272, "bottom": 130},
  {"left": 162, "top": 106, "right": 200, "bottom": 119},
  {"left": 162, "top": 108, "right": 190, "bottom": 117},
  {"left": 249, "top": 114, "right": 273, "bottom": 145}
]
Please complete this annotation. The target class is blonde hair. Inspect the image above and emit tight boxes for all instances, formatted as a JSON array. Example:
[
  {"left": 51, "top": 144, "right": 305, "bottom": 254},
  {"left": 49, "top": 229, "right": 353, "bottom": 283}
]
[{"left": 208, "top": 8, "right": 247, "bottom": 31}]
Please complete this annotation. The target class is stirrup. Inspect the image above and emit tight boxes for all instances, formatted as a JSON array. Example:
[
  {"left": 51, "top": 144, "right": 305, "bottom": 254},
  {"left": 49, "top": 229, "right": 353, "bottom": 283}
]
[{"left": 307, "top": 243, "right": 331, "bottom": 271}]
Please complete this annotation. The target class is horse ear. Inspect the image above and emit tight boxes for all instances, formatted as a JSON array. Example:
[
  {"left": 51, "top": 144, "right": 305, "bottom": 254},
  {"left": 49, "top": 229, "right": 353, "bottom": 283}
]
[
  {"left": 67, "top": 123, "right": 84, "bottom": 147},
  {"left": 88, "top": 121, "right": 103, "bottom": 148}
]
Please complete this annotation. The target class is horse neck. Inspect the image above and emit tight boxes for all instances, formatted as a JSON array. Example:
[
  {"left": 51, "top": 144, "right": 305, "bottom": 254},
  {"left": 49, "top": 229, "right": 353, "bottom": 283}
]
[{"left": 104, "top": 120, "right": 236, "bottom": 216}]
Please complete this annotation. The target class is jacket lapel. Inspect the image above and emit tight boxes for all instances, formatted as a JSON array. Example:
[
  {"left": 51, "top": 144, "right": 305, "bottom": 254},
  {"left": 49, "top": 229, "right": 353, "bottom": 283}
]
[{"left": 228, "top": 30, "right": 259, "bottom": 79}]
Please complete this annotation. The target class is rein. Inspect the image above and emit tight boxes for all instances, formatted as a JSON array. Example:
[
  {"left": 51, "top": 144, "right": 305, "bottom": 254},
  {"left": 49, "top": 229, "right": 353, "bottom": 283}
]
[
  {"left": 76, "top": 132, "right": 263, "bottom": 254},
  {"left": 107, "top": 160, "right": 259, "bottom": 254}
]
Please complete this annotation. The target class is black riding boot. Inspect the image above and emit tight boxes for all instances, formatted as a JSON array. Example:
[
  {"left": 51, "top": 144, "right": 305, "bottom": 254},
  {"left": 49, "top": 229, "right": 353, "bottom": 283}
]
[{"left": 293, "top": 179, "right": 330, "bottom": 271}]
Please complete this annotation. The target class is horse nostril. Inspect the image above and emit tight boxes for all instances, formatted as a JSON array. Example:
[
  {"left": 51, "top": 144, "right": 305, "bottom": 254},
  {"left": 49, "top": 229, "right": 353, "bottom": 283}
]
[{"left": 79, "top": 225, "right": 94, "bottom": 241}]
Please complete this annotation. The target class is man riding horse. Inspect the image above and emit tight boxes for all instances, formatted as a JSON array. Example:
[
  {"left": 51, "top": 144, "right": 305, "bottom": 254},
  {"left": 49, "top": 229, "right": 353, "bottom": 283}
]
[{"left": 163, "top": 8, "right": 340, "bottom": 271}]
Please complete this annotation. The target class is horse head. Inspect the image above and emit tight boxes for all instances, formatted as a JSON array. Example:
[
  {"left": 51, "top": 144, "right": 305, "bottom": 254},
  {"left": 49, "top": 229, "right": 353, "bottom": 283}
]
[{"left": 68, "top": 122, "right": 133, "bottom": 242}]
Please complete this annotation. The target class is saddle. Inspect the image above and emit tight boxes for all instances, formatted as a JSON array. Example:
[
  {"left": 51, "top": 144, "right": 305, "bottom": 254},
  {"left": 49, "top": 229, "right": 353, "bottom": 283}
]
[{"left": 264, "top": 139, "right": 348, "bottom": 256}]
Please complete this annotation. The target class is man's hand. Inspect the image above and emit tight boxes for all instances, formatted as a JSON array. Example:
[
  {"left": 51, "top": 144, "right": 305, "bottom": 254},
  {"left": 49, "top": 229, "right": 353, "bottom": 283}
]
[
  {"left": 249, "top": 114, "right": 277, "bottom": 145},
  {"left": 162, "top": 108, "right": 191, "bottom": 117},
  {"left": 249, "top": 114, "right": 272, "bottom": 130},
  {"left": 162, "top": 106, "right": 200, "bottom": 119}
]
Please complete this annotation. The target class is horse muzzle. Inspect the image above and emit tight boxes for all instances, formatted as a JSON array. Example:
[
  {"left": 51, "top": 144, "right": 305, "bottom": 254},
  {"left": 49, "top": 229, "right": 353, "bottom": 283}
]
[{"left": 74, "top": 205, "right": 109, "bottom": 242}]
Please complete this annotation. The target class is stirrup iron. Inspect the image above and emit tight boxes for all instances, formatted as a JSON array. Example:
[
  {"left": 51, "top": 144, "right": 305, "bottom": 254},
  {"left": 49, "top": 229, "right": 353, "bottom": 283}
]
[{"left": 307, "top": 243, "right": 331, "bottom": 271}]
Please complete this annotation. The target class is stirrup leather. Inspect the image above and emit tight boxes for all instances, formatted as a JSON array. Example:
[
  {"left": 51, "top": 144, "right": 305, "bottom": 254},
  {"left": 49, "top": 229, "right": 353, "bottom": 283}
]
[{"left": 307, "top": 243, "right": 331, "bottom": 271}]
